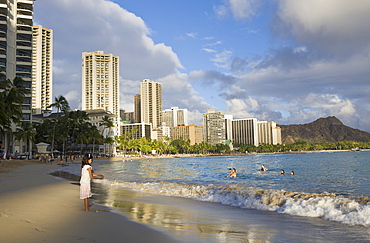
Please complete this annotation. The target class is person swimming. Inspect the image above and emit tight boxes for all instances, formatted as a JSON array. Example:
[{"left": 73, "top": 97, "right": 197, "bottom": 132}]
[
  {"left": 290, "top": 171, "right": 294, "bottom": 175},
  {"left": 226, "top": 168, "right": 237, "bottom": 178},
  {"left": 261, "top": 164, "right": 268, "bottom": 172},
  {"left": 281, "top": 169, "right": 285, "bottom": 175}
]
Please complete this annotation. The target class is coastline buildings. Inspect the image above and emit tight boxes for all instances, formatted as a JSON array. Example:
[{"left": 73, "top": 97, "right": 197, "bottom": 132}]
[
  {"left": 32, "top": 25, "right": 52, "bottom": 114},
  {"left": 232, "top": 118, "right": 259, "bottom": 147},
  {"left": 162, "top": 106, "right": 188, "bottom": 127},
  {"left": 1, "top": 0, "right": 35, "bottom": 154},
  {"left": 171, "top": 124, "right": 203, "bottom": 145},
  {"left": 1, "top": 0, "right": 35, "bottom": 121},
  {"left": 258, "top": 121, "right": 282, "bottom": 145},
  {"left": 82, "top": 51, "right": 120, "bottom": 153},
  {"left": 203, "top": 109, "right": 226, "bottom": 146},
  {"left": 140, "top": 79, "right": 162, "bottom": 129},
  {"left": 202, "top": 110, "right": 281, "bottom": 147}
]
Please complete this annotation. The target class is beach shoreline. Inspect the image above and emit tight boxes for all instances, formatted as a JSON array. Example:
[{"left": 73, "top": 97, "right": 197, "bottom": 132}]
[{"left": 0, "top": 159, "right": 178, "bottom": 243}]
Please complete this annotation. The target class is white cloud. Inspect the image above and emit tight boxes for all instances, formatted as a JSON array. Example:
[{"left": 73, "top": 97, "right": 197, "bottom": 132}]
[
  {"left": 34, "top": 0, "right": 184, "bottom": 110},
  {"left": 215, "top": 0, "right": 263, "bottom": 20},
  {"left": 202, "top": 48, "right": 217, "bottom": 53},
  {"left": 275, "top": 0, "right": 370, "bottom": 57}
]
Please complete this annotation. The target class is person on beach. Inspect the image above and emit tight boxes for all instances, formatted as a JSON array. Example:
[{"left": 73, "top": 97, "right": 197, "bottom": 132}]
[
  {"left": 261, "top": 164, "right": 268, "bottom": 172},
  {"left": 226, "top": 168, "right": 237, "bottom": 178},
  {"left": 80, "top": 153, "right": 104, "bottom": 211}
]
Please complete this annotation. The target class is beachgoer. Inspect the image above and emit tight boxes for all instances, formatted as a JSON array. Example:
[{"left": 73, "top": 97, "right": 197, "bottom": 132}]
[
  {"left": 280, "top": 170, "right": 285, "bottom": 175},
  {"left": 261, "top": 164, "right": 268, "bottom": 172},
  {"left": 290, "top": 171, "right": 294, "bottom": 175},
  {"left": 80, "top": 153, "right": 104, "bottom": 211},
  {"left": 226, "top": 168, "right": 237, "bottom": 178}
]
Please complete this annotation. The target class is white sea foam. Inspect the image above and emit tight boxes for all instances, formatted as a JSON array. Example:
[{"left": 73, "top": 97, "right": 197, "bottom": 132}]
[{"left": 104, "top": 179, "right": 370, "bottom": 227}]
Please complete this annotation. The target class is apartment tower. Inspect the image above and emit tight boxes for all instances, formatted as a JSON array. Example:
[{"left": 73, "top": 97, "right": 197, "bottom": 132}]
[
  {"left": 134, "top": 93, "right": 141, "bottom": 123},
  {"left": 162, "top": 106, "right": 188, "bottom": 127},
  {"left": 82, "top": 51, "right": 120, "bottom": 137},
  {"left": 257, "top": 121, "right": 282, "bottom": 145},
  {"left": 140, "top": 79, "right": 162, "bottom": 129},
  {"left": 1, "top": 0, "right": 35, "bottom": 122},
  {"left": 203, "top": 109, "right": 226, "bottom": 145},
  {"left": 32, "top": 25, "right": 52, "bottom": 114},
  {"left": 232, "top": 118, "right": 259, "bottom": 147}
]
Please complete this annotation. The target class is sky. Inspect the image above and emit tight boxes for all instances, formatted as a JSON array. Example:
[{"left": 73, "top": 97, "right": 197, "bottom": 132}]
[{"left": 34, "top": 0, "right": 370, "bottom": 132}]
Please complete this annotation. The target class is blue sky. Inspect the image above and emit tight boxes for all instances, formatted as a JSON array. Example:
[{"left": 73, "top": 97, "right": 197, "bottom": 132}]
[{"left": 34, "top": 0, "right": 370, "bottom": 132}]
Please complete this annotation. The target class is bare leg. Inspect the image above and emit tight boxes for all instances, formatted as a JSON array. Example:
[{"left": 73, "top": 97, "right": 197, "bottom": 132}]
[{"left": 84, "top": 198, "right": 89, "bottom": 211}]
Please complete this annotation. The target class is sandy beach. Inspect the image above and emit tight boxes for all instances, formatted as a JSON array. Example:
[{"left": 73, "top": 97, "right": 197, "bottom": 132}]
[{"left": 0, "top": 160, "right": 178, "bottom": 243}]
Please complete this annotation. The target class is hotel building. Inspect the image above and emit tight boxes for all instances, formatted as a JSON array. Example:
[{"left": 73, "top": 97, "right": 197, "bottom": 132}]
[
  {"left": 32, "top": 25, "right": 52, "bottom": 114},
  {"left": 82, "top": 51, "right": 120, "bottom": 139},
  {"left": 257, "top": 121, "right": 282, "bottom": 145},
  {"left": 140, "top": 79, "right": 162, "bottom": 129},
  {"left": 1, "top": 0, "right": 35, "bottom": 121},
  {"left": 1, "top": 0, "right": 35, "bottom": 155},
  {"left": 171, "top": 124, "right": 203, "bottom": 145},
  {"left": 203, "top": 109, "right": 226, "bottom": 145},
  {"left": 162, "top": 106, "right": 188, "bottom": 127},
  {"left": 232, "top": 118, "right": 259, "bottom": 147}
]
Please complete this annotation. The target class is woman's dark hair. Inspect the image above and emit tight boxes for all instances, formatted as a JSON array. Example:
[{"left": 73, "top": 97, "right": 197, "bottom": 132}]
[{"left": 81, "top": 153, "right": 93, "bottom": 168}]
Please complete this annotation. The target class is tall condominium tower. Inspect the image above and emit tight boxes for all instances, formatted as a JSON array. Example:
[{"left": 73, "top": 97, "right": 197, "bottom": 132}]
[
  {"left": 1, "top": 0, "right": 35, "bottom": 121},
  {"left": 140, "top": 79, "right": 162, "bottom": 129},
  {"left": 257, "top": 121, "right": 282, "bottom": 145},
  {"left": 134, "top": 93, "right": 141, "bottom": 123},
  {"left": 162, "top": 106, "right": 188, "bottom": 127},
  {"left": 203, "top": 109, "right": 226, "bottom": 145},
  {"left": 32, "top": 25, "right": 53, "bottom": 114},
  {"left": 232, "top": 118, "right": 259, "bottom": 147},
  {"left": 82, "top": 51, "right": 120, "bottom": 136}
]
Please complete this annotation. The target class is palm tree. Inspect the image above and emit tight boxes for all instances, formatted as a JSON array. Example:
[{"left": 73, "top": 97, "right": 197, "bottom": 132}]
[
  {"left": 0, "top": 75, "right": 29, "bottom": 157},
  {"left": 99, "top": 115, "right": 114, "bottom": 155},
  {"left": 48, "top": 96, "right": 70, "bottom": 157},
  {"left": 14, "top": 122, "right": 36, "bottom": 159}
]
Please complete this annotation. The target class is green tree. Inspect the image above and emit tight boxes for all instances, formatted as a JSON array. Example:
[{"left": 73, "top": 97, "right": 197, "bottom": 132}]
[
  {"left": 100, "top": 115, "right": 114, "bottom": 154},
  {"left": 48, "top": 96, "right": 70, "bottom": 157},
  {"left": 0, "top": 75, "right": 30, "bottom": 156},
  {"left": 14, "top": 122, "right": 36, "bottom": 159}
]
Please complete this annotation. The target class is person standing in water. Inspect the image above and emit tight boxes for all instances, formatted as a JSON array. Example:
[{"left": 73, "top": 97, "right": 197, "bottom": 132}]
[
  {"left": 80, "top": 154, "right": 104, "bottom": 211},
  {"left": 226, "top": 168, "right": 237, "bottom": 178},
  {"left": 261, "top": 164, "right": 268, "bottom": 172}
]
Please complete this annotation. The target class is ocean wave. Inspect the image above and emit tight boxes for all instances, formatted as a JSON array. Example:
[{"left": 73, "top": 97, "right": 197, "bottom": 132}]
[{"left": 104, "top": 179, "right": 370, "bottom": 227}]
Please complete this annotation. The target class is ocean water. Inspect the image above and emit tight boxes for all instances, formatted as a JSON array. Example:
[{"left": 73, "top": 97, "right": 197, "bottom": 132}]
[{"left": 55, "top": 151, "right": 370, "bottom": 242}]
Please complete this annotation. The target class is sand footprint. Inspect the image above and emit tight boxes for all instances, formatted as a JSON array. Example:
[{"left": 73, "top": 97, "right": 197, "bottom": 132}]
[
  {"left": 23, "top": 219, "right": 37, "bottom": 223},
  {"left": 35, "top": 227, "right": 47, "bottom": 233}
]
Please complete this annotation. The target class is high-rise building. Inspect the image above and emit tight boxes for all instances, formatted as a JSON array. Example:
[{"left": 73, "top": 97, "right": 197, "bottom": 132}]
[
  {"left": 171, "top": 124, "right": 203, "bottom": 145},
  {"left": 258, "top": 121, "right": 282, "bottom": 145},
  {"left": 120, "top": 123, "right": 152, "bottom": 140},
  {"left": 232, "top": 118, "right": 259, "bottom": 147},
  {"left": 1, "top": 0, "right": 35, "bottom": 155},
  {"left": 162, "top": 106, "right": 188, "bottom": 127},
  {"left": 1, "top": 0, "right": 35, "bottom": 122},
  {"left": 203, "top": 109, "right": 226, "bottom": 145},
  {"left": 32, "top": 25, "right": 52, "bottom": 114},
  {"left": 134, "top": 93, "right": 141, "bottom": 123},
  {"left": 140, "top": 79, "right": 162, "bottom": 129},
  {"left": 82, "top": 50, "right": 120, "bottom": 138}
]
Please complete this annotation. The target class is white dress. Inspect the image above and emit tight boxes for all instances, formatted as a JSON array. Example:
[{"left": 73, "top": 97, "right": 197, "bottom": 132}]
[{"left": 80, "top": 165, "right": 92, "bottom": 199}]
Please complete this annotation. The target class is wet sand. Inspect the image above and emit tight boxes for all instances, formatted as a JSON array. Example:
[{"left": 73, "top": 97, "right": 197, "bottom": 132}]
[{"left": 0, "top": 160, "right": 178, "bottom": 243}]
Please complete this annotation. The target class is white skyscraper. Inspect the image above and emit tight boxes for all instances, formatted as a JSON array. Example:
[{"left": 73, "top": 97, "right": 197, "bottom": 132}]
[
  {"left": 32, "top": 25, "right": 53, "bottom": 114},
  {"left": 162, "top": 106, "right": 188, "bottom": 127},
  {"left": 82, "top": 51, "right": 120, "bottom": 137},
  {"left": 140, "top": 79, "right": 162, "bottom": 129}
]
